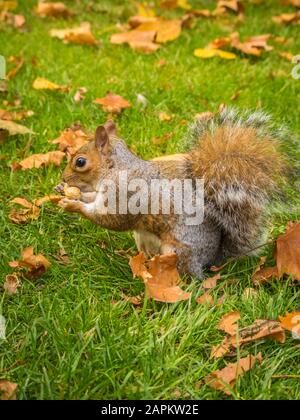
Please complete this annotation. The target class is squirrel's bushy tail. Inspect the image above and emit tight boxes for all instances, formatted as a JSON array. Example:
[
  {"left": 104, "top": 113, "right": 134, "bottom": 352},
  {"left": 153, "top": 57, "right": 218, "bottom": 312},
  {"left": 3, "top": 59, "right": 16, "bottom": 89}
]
[{"left": 188, "top": 107, "right": 287, "bottom": 256}]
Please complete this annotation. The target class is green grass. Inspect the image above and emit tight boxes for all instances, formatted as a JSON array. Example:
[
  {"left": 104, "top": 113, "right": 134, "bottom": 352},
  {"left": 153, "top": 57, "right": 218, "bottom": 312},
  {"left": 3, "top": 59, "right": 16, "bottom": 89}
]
[{"left": 1, "top": 0, "right": 300, "bottom": 400}]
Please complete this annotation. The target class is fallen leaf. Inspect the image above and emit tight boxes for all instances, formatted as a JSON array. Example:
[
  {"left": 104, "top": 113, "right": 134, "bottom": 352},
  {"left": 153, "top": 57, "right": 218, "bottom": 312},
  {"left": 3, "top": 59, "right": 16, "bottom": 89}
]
[
  {"left": 209, "top": 33, "right": 273, "bottom": 56},
  {"left": 32, "top": 77, "right": 69, "bottom": 92},
  {"left": 50, "top": 22, "right": 98, "bottom": 46},
  {"left": 0, "top": 109, "right": 34, "bottom": 121},
  {"left": 212, "top": 319, "right": 285, "bottom": 359},
  {"left": 279, "top": 52, "right": 294, "bottom": 62},
  {"left": 73, "top": 87, "right": 87, "bottom": 103},
  {"left": 94, "top": 92, "right": 131, "bottom": 114},
  {"left": 14, "top": 151, "right": 65, "bottom": 170},
  {"left": 111, "top": 29, "right": 159, "bottom": 53},
  {"left": 194, "top": 48, "right": 237, "bottom": 59},
  {"left": 279, "top": 312, "right": 300, "bottom": 338},
  {"left": 272, "top": 12, "right": 300, "bottom": 25},
  {"left": 55, "top": 247, "right": 69, "bottom": 265},
  {"left": 33, "top": 194, "right": 61, "bottom": 206},
  {"left": 0, "top": 119, "right": 33, "bottom": 136},
  {"left": 276, "top": 222, "right": 300, "bottom": 281},
  {"left": 129, "top": 252, "right": 191, "bottom": 303},
  {"left": 51, "top": 124, "right": 93, "bottom": 155},
  {"left": 252, "top": 265, "right": 279, "bottom": 285},
  {"left": 9, "top": 197, "right": 40, "bottom": 224},
  {"left": 287, "top": 0, "right": 300, "bottom": 6},
  {"left": 203, "top": 273, "right": 221, "bottom": 289},
  {"left": 0, "top": 380, "right": 18, "bottom": 400},
  {"left": 196, "top": 292, "right": 214, "bottom": 305},
  {"left": 121, "top": 292, "right": 143, "bottom": 306},
  {"left": 138, "top": 18, "right": 182, "bottom": 43},
  {"left": 136, "top": 2, "right": 156, "bottom": 17},
  {"left": 35, "top": 2, "right": 73, "bottom": 18},
  {"left": 218, "top": 311, "right": 241, "bottom": 335},
  {"left": 158, "top": 111, "right": 172, "bottom": 121},
  {"left": 160, "top": 0, "right": 191, "bottom": 10},
  {"left": 3, "top": 273, "right": 20, "bottom": 294},
  {"left": 205, "top": 353, "right": 262, "bottom": 396},
  {"left": 0, "top": 11, "right": 26, "bottom": 29},
  {"left": 6, "top": 55, "right": 24, "bottom": 80},
  {"left": 9, "top": 246, "right": 50, "bottom": 279}
]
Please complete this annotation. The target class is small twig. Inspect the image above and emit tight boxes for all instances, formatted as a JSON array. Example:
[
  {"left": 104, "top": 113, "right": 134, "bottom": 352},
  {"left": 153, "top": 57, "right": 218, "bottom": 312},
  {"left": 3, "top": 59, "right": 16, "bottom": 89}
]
[{"left": 272, "top": 374, "right": 300, "bottom": 380}]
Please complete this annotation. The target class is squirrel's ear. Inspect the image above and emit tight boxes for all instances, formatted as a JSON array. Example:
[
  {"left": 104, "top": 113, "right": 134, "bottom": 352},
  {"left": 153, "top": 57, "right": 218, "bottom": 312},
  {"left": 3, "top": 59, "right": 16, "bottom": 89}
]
[
  {"left": 104, "top": 120, "right": 117, "bottom": 137},
  {"left": 95, "top": 125, "right": 109, "bottom": 154}
]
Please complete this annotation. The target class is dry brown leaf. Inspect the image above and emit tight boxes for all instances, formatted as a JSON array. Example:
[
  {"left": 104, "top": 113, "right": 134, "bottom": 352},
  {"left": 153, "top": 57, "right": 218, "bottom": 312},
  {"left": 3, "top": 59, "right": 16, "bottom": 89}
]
[
  {"left": 279, "top": 312, "right": 300, "bottom": 337},
  {"left": 51, "top": 125, "right": 93, "bottom": 155},
  {"left": 272, "top": 11, "right": 300, "bottom": 25},
  {"left": 276, "top": 221, "right": 300, "bottom": 281},
  {"left": 0, "top": 109, "right": 34, "bottom": 121},
  {"left": 160, "top": 0, "right": 191, "bottom": 10},
  {"left": 252, "top": 265, "right": 279, "bottom": 285},
  {"left": 212, "top": 319, "right": 285, "bottom": 359},
  {"left": 0, "top": 11, "right": 26, "bottom": 29},
  {"left": 9, "top": 246, "right": 50, "bottom": 279},
  {"left": 218, "top": 311, "right": 241, "bottom": 335},
  {"left": 121, "top": 292, "right": 143, "bottom": 306},
  {"left": 6, "top": 55, "right": 24, "bottom": 80},
  {"left": 50, "top": 22, "right": 98, "bottom": 46},
  {"left": 9, "top": 197, "right": 40, "bottom": 224},
  {"left": 158, "top": 111, "right": 172, "bottom": 122},
  {"left": 209, "top": 32, "right": 273, "bottom": 56},
  {"left": 74, "top": 87, "right": 87, "bottom": 103},
  {"left": 32, "top": 77, "right": 69, "bottom": 92},
  {"left": 14, "top": 151, "right": 65, "bottom": 170},
  {"left": 205, "top": 353, "right": 262, "bottom": 396},
  {"left": 129, "top": 252, "right": 191, "bottom": 303},
  {"left": 196, "top": 292, "right": 214, "bottom": 306},
  {"left": 203, "top": 273, "right": 221, "bottom": 289},
  {"left": 279, "top": 52, "right": 294, "bottom": 61},
  {"left": 287, "top": 0, "right": 300, "bottom": 6},
  {"left": 94, "top": 92, "right": 131, "bottom": 114},
  {"left": 0, "top": 380, "right": 18, "bottom": 400},
  {"left": 33, "top": 194, "right": 61, "bottom": 206},
  {"left": 111, "top": 29, "right": 159, "bottom": 53},
  {"left": 0, "top": 119, "right": 33, "bottom": 136},
  {"left": 3, "top": 273, "right": 20, "bottom": 294},
  {"left": 35, "top": 2, "right": 73, "bottom": 18}
]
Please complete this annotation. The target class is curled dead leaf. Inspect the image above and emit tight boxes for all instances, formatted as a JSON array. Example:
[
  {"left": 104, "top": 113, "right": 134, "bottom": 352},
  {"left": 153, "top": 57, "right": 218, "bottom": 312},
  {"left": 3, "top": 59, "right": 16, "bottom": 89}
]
[
  {"left": 0, "top": 380, "right": 18, "bottom": 400},
  {"left": 0, "top": 119, "right": 33, "bottom": 136},
  {"left": 51, "top": 125, "right": 93, "bottom": 155},
  {"left": 9, "top": 246, "right": 51, "bottom": 279},
  {"left": 218, "top": 311, "right": 241, "bottom": 335},
  {"left": 13, "top": 151, "right": 65, "bottom": 170},
  {"left": 4, "top": 273, "right": 20, "bottom": 294},
  {"left": 205, "top": 353, "right": 262, "bottom": 396},
  {"left": 35, "top": 2, "right": 73, "bottom": 18},
  {"left": 50, "top": 22, "right": 98, "bottom": 46},
  {"left": 276, "top": 221, "right": 300, "bottom": 281},
  {"left": 32, "top": 77, "right": 69, "bottom": 92},
  {"left": 129, "top": 252, "right": 191, "bottom": 303}
]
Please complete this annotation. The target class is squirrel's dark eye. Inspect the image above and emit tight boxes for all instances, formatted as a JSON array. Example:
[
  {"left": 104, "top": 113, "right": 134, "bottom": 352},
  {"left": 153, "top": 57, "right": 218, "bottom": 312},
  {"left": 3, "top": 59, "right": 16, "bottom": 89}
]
[{"left": 75, "top": 157, "right": 87, "bottom": 168}]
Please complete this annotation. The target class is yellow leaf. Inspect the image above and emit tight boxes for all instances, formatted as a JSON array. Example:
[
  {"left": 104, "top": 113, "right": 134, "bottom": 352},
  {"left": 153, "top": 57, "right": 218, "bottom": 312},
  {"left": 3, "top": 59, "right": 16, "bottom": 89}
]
[
  {"left": 137, "top": 2, "right": 155, "bottom": 17},
  {"left": 194, "top": 48, "right": 237, "bottom": 59},
  {"left": 0, "top": 1, "right": 17, "bottom": 10},
  {"left": 177, "top": 0, "right": 191, "bottom": 10},
  {"left": 32, "top": 77, "right": 68, "bottom": 92}
]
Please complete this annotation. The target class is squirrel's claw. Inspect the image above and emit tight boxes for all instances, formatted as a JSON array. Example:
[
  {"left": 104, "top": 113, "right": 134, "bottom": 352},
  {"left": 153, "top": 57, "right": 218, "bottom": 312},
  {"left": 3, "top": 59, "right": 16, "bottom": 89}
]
[{"left": 58, "top": 198, "right": 82, "bottom": 213}]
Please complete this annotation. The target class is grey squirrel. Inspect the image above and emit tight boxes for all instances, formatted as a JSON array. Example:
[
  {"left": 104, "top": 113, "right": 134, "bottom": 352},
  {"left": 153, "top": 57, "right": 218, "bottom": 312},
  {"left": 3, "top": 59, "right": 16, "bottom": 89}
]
[{"left": 58, "top": 107, "right": 286, "bottom": 279}]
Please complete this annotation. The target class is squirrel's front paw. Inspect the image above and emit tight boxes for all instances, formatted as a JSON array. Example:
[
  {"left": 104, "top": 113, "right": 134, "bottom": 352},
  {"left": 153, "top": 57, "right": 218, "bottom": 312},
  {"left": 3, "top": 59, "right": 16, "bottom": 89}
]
[{"left": 58, "top": 198, "right": 82, "bottom": 213}]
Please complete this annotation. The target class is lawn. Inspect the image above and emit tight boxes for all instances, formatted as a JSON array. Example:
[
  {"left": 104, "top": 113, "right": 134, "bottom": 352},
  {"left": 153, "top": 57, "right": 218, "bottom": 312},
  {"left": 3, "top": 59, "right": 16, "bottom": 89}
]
[{"left": 1, "top": 0, "right": 300, "bottom": 400}]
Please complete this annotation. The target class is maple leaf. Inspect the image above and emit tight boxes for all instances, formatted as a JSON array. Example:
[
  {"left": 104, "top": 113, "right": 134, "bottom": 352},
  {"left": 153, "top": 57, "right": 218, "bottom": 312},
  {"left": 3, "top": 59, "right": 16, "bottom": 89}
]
[
  {"left": 129, "top": 252, "right": 191, "bottom": 303},
  {"left": 276, "top": 222, "right": 300, "bottom": 281},
  {"left": 0, "top": 380, "right": 18, "bottom": 400},
  {"left": 51, "top": 125, "right": 93, "bottom": 155},
  {"left": 35, "top": 2, "right": 73, "bottom": 18},
  {"left": 50, "top": 22, "right": 98, "bottom": 46},
  {"left": 205, "top": 353, "right": 262, "bottom": 396},
  {"left": 9, "top": 246, "right": 51, "bottom": 279},
  {"left": 94, "top": 92, "right": 131, "bottom": 114}
]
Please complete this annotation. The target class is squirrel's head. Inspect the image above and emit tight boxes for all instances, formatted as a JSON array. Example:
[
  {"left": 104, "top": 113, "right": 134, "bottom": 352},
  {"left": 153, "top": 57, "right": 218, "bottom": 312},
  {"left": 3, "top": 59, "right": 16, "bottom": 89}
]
[{"left": 61, "top": 120, "right": 117, "bottom": 193}]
